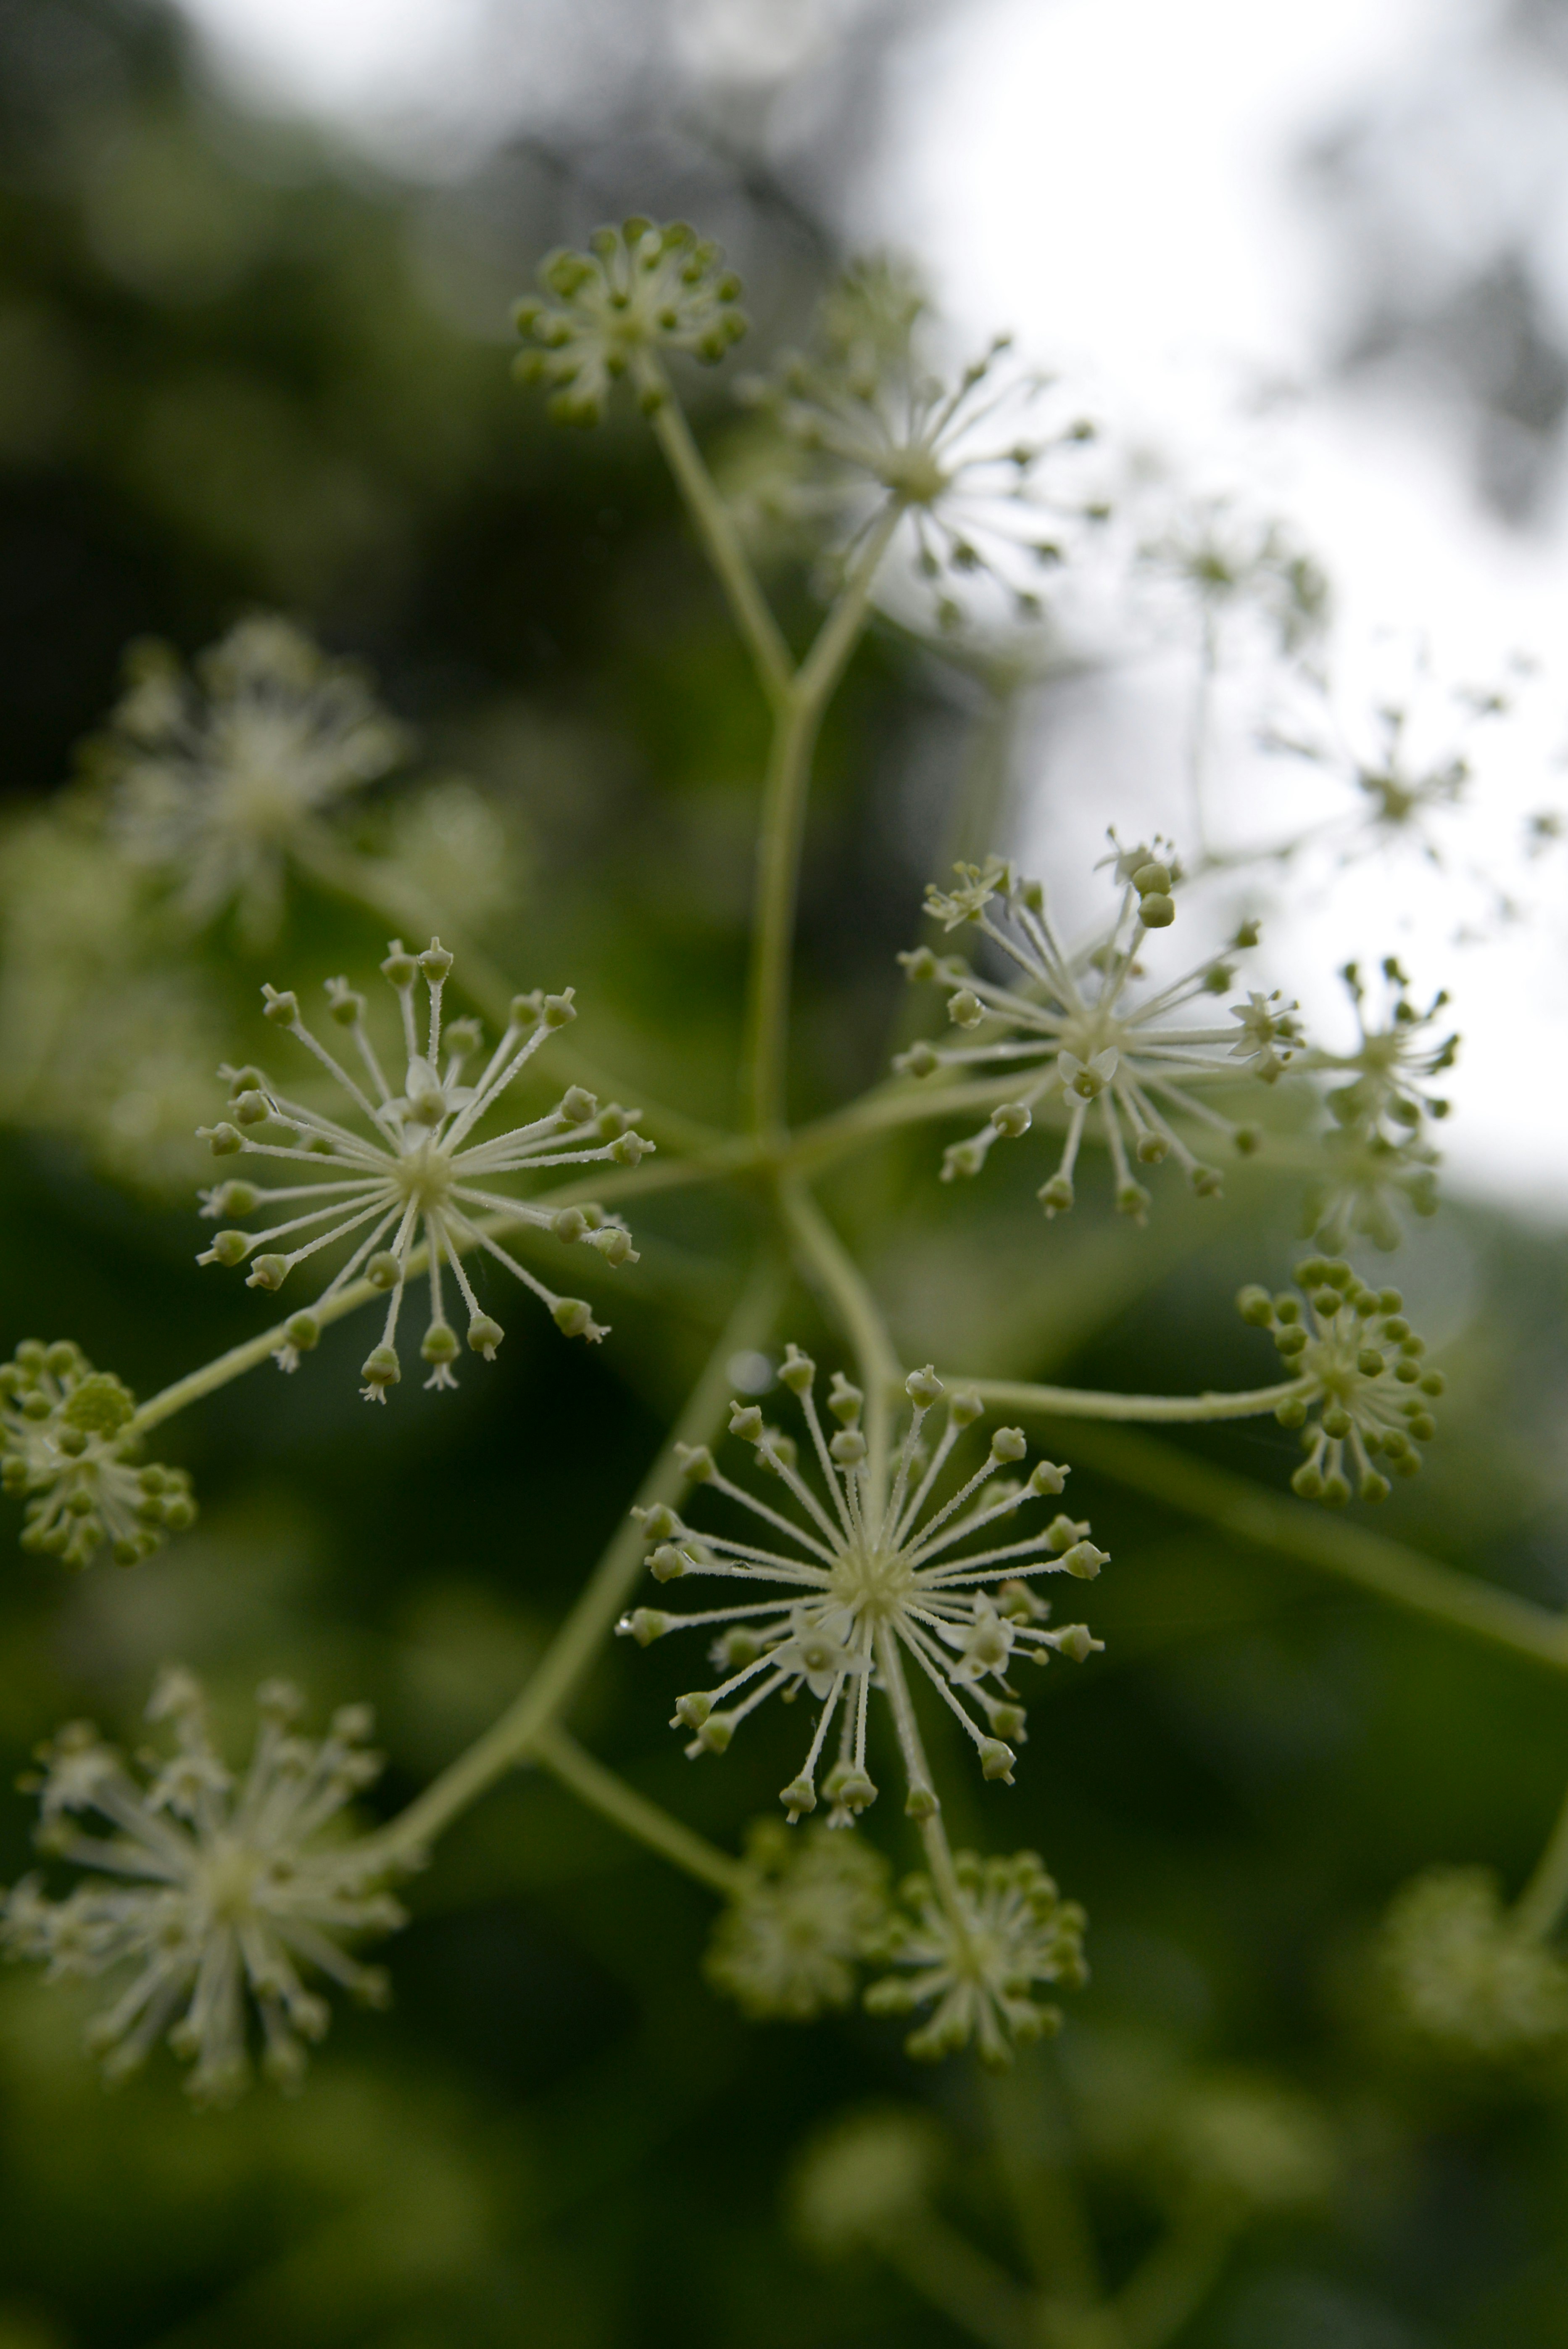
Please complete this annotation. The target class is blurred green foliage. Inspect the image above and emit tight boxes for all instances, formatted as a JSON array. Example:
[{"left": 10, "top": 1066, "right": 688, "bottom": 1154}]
[{"left": 1, "top": 5, "right": 1568, "bottom": 2346}]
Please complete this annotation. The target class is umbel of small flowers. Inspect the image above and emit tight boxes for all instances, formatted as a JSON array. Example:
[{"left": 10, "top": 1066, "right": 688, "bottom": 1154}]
[
  {"left": 864, "top": 1849, "right": 1087, "bottom": 2067},
  {"left": 897, "top": 847, "right": 1302, "bottom": 1222},
  {"left": 738, "top": 255, "right": 1105, "bottom": 630},
  {"left": 0, "top": 1340, "right": 195, "bottom": 1570},
  {"left": 617, "top": 1352, "right": 1105, "bottom": 1826},
  {"left": 93, "top": 618, "right": 411, "bottom": 947},
  {"left": 1238, "top": 1258, "right": 1443, "bottom": 1506},
  {"left": 705, "top": 1818, "right": 892, "bottom": 2023},
  {"left": 0, "top": 1667, "right": 404, "bottom": 2104},
  {"left": 1302, "top": 960, "right": 1454, "bottom": 1254},
  {"left": 197, "top": 938, "right": 653, "bottom": 1400},
  {"left": 512, "top": 218, "right": 747, "bottom": 425},
  {"left": 1140, "top": 493, "right": 1330, "bottom": 658},
  {"left": 1378, "top": 1866, "right": 1568, "bottom": 2062}
]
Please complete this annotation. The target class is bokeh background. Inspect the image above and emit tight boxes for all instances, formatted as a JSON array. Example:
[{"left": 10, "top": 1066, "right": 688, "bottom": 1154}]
[{"left": 1, "top": 2, "right": 1567, "bottom": 2344}]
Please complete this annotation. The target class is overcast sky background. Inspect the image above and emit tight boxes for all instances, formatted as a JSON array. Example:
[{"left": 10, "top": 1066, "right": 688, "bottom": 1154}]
[{"left": 168, "top": 0, "right": 1568, "bottom": 1219}]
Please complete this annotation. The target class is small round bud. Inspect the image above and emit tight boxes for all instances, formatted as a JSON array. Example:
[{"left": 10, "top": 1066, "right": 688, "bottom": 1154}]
[
  {"left": 1138, "top": 892, "right": 1176, "bottom": 927},
  {"left": 905, "top": 1367, "right": 944, "bottom": 1406},
  {"left": 467, "top": 1314, "right": 504, "bottom": 1358},
  {"left": 208, "top": 1230, "right": 250, "bottom": 1267},
  {"left": 780, "top": 1776, "right": 817, "bottom": 1820},
  {"left": 1131, "top": 861, "right": 1171, "bottom": 894},
  {"left": 990, "top": 1428, "right": 1027, "bottom": 1463},
  {"left": 1054, "top": 1624, "right": 1098, "bottom": 1663},
  {"left": 675, "top": 1444, "right": 716, "bottom": 1482},
  {"left": 558, "top": 1086, "right": 596, "bottom": 1124},
  {"left": 285, "top": 1312, "right": 320, "bottom": 1355},
  {"left": 1061, "top": 1541, "right": 1106, "bottom": 1580},
  {"left": 1038, "top": 1173, "right": 1075, "bottom": 1214},
  {"left": 904, "top": 1783, "right": 940, "bottom": 1821},
  {"left": 648, "top": 1544, "right": 689, "bottom": 1583},
  {"left": 618, "top": 1608, "right": 672, "bottom": 1646},
  {"left": 1027, "top": 1460, "right": 1067, "bottom": 1496},
  {"left": 551, "top": 1298, "right": 595, "bottom": 1339},
  {"left": 730, "top": 1404, "right": 765, "bottom": 1443},
  {"left": 551, "top": 1207, "right": 588, "bottom": 1243},
  {"left": 979, "top": 1739, "right": 1016, "bottom": 1782},
  {"left": 949, "top": 1389, "right": 983, "bottom": 1427},
  {"left": 895, "top": 1042, "right": 940, "bottom": 1078},
  {"left": 946, "top": 989, "right": 985, "bottom": 1029},
  {"left": 779, "top": 1345, "right": 816, "bottom": 1395},
  {"left": 421, "top": 1324, "right": 459, "bottom": 1366},
  {"left": 830, "top": 1430, "right": 868, "bottom": 1467},
  {"left": 202, "top": 1124, "right": 243, "bottom": 1157},
  {"left": 1237, "top": 1285, "right": 1274, "bottom": 1326},
  {"left": 233, "top": 1090, "right": 269, "bottom": 1126},
  {"left": 366, "top": 1253, "right": 401, "bottom": 1291},
  {"left": 261, "top": 987, "right": 300, "bottom": 1025},
  {"left": 543, "top": 991, "right": 577, "bottom": 1027},
  {"left": 991, "top": 1101, "right": 1032, "bottom": 1139},
  {"left": 361, "top": 1344, "right": 401, "bottom": 1390},
  {"left": 380, "top": 943, "right": 418, "bottom": 987},
  {"left": 245, "top": 1255, "right": 287, "bottom": 1291},
  {"left": 419, "top": 940, "right": 453, "bottom": 980}
]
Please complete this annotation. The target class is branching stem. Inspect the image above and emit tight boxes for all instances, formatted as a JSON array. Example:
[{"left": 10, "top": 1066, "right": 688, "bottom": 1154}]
[{"left": 530, "top": 1722, "right": 747, "bottom": 1899}]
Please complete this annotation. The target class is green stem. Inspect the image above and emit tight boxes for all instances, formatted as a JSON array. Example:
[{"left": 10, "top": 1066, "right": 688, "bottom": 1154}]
[
  {"left": 638, "top": 358, "right": 793, "bottom": 703},
  {"left": 529, "top": 1722, "right": 746, "bottom": 1898},
  {"left": 777, "top": 1178, "right": 902, "bottom": 1498},
  {"left": 784, "top": 1075, "right": 1032, "bottom": 1170},
  {"left": 1058, "top": 1424, "right": 1568, "bottom": 1676},
  {"left": 362, "top": 1261, "right": 783, "bottom": 1863},
  {"left": 1112, "top": 2212, "right": 1232, "bottom": 2349},
  {"left": 879, "top": 2216, "right": 1035, "bottom": 2349},
  {"left": 127, "top": 1153, "right": 745, "bottom": 1441},
  {"left": 1514, "top": 1775, "right": 1568, "bottom": 1941},
  {"left": 741, "top": 502, "right": 908, "bottom": 1140},
  {"left": 966, "top": 1377, "right": 1312, "bottom": 1425}
]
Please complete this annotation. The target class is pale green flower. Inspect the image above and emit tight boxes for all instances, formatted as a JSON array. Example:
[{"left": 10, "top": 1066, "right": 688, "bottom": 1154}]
[
  {"left": 1380, "top": 1866, "right": 1568, "bottom": 2061},
  {"left": 619, "top": 1354, "right": 1102, "bottom": 1826},
  {"left": 865, "top": 1849, "right": 1086, "bottom": 2067},
  {"left": 1237, "top": 1257, "right": 1442, "bottom": 1505},
  {"left": 899, "top": 847, "right": 1300, "bottom": 1221},
  {"left": 705, "top": 1818, "right": 890, "bottom": 2022},
  {"left": 100, "top": 617, "right": 411, "bottom": 945},
  {"left": 0, "top": 1339, "right": 194, "bottom": 1569},
  {"left": 198, "top": 938, "right": 653, "bottom": 1398},
  {"left": 513, "top": 218, "right": 746, "bottom": 425},
  {"left": 2, "top": 1667, "right": 403, "bottom": 2103}
]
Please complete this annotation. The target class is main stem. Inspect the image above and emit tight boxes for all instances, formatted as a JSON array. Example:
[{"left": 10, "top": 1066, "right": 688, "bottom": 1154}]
[
  {"left": 364, "top": 1261, "right": 782, "bottom": 1862},
  {"left": 1514, "top": 1773, "right": 1568, "bottom": 1942}
]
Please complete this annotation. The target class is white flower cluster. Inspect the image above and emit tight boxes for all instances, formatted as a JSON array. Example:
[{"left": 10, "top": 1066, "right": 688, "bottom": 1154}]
[
  {"left": 513, "top": 219, "right": 747, "bottom": 425},
  {"left": 705, "top": 1818, "right": 891, "bottom": 2022},
  {"left": 2, "top": 1668, "right": 403, "bottom": 2103},
  {"left": 1379, "top": 1867, "right": 1568, "bottom": 2061},
  {"left": 864, "top": 1849, "right": 1086, "bottom": 2067},
  {"left": 0, "top": 1340, "right": 194, "bottom": 1570},
  {"left": 1304, "top": 959, "right": 1455, "bottom": 1254},
  {"left": 198, "top": 938, "right": 652, "bottom": 1399},
  {"left": 899, "top": 849, "right": 1301, "bottom": 1221},
  {"left": 1238, "top": 1259, "right": 1443, "bottom": 1505},
  {"left": 738, "top": 256, "right": 1106, "bottom": 630},
  {"left": 619, "top": 1352, "right": 1103, "bottom": 1825},
  {"left": 98, "top": 618, "right": 411, "bottom": 945}
]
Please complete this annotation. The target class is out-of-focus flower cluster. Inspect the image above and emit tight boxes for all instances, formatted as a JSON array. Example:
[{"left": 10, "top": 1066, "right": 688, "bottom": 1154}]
[{"left": 1, "top": 1339, "right": 194, "bottom": 1569}]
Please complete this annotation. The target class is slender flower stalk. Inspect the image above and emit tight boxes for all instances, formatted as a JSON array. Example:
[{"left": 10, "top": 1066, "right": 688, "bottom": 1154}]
[
  {"left": 619, "top": 1353, "right": 1103, "bottom": 1826},
  {"left": 197, "top": 937, "right": 654, "bottom": 1399}
]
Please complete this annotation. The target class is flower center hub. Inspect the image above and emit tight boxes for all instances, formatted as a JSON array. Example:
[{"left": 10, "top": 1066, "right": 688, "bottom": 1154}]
[{"left": 830, "top": 1541, "right": 913, "bottom": 1619}]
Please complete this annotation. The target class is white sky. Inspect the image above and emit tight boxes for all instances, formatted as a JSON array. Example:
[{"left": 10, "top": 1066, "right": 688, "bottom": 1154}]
[{"left": 174, "top": 0, "right": 1568, "bottom": 1218}]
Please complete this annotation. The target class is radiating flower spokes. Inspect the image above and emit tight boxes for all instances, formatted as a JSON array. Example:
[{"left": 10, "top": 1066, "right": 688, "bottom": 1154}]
[
  {"left": 513, "top": 218, "right": 747, "bottom": 425},
  {"left": 897, "top": 844, "right": 1302, "bottom": 1220},
  {"left": 197, "top": 937, "right": 653, "bottom": 1399},
  {"left": 619, "top": 1353, "right": 1104, "bottom": 1827},
  {"left": 737, "top": 255, "right": 1107, "bottom": 631},
  {"left": 1, "top": 1666, "right": 403, "bottom": 2103},
  {"left": 99, "top": 618, "right": 411, "bottom": 946}
]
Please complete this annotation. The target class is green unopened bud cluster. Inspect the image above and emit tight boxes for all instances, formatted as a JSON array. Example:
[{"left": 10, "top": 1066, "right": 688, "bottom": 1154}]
[
  {"left": 0, "top": 1341, "right": 195, "bottom": 1569},
  {"left": 513, "top": 219, "right": 746, "bottom": 426},
  {"left": 1239, "top": 1258, "right": 1443, "bottom": 1505},
  {"left": 1379, "top": 1866, "right": 1568, "bottom": 2061}
]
